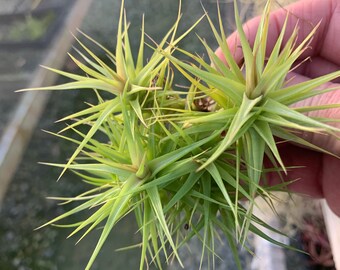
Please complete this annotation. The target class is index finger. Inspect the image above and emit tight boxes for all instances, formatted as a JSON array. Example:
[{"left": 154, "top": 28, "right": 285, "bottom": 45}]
[{"left": 216, "top": 0, "right": 340, "bottom": 66}]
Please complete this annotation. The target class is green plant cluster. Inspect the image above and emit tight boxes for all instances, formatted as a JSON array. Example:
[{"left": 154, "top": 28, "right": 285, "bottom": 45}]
[{"left": 21, "top": 0, "right": 340, "bottom": 269}]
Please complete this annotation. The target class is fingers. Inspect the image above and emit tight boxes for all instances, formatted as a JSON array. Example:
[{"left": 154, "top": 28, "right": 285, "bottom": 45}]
[
  {"left": 216, "top": 0, "right": 338, "bottom": 65},
  {"left": 287, "top": 76, "right": 340, "bottom": 155},
  {"left": 322, "top": 155, "right": 340, "bottom": 216},
  {"left": 292, "top": 57, "right": 340, "bottom": 83},
  {"left": 266, "top": 144, "right": 324, "bottom": 198},
  {"left": 216, "top": 0, "right": 340, "bottom": 216},
  {"left": 319, "top": 0, "right": 340, "bottom": 66},
  {"left": 266, "top": 145, "right": 340, "bottom": 217}
]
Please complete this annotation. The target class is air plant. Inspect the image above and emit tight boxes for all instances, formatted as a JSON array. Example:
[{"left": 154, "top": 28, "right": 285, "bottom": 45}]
[{"left": 20, "top": 0, "right": 340, "bottom": 269}]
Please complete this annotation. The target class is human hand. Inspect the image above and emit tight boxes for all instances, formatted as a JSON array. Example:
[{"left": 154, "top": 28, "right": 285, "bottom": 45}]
[{"left": 216, "top": 0, "right": 340, "bottom": 215}]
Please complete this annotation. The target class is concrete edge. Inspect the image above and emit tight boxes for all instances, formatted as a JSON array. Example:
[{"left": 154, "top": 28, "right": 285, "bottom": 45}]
[{"left": 0, "top": 0, "right": 94, "bottom": 206}]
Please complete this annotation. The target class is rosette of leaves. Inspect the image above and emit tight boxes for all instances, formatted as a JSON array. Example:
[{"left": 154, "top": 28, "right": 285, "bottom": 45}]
[
  {"left": 161, "top": 0, "right": 340, "bottom": 264},
  {"left": 20, "top": 0, "right": 340, "bottom": 270}
]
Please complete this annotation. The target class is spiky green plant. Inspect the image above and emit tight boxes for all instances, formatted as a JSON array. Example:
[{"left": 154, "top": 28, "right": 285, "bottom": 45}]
[{"left": 20, "top": 0, "right": 340, "bottom": 269}]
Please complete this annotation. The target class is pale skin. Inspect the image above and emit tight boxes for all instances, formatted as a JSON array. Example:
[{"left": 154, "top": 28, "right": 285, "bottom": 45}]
[{"left": 216, "top": 0, "right": 340, "bottom": 216}]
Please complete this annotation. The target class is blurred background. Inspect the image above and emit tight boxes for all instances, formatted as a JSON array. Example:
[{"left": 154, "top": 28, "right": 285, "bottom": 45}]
[{"left": 0, "top": 0, "right": 334, "bottom": 270}]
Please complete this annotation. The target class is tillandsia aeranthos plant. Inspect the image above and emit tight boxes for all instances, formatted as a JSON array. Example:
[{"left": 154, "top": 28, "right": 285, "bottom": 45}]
[{"left": 19, "top": 0, "right": 340, "bottom": 269}]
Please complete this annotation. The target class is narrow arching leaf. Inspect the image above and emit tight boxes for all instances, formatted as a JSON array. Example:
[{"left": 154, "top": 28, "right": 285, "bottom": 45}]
[
  {"left": 199, "top": 94, "right": 262, "bottom": 170},
  {"left": 253, "top": 120, "right": 285, "bottom": 172},
  {"left": 57, "top": 100, "right": 119, "bottom": 180}
]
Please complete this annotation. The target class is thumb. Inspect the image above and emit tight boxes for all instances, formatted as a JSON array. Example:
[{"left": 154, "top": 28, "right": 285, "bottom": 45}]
[{"left": 286, "top": 71, "right": 340, "bottom": 155}]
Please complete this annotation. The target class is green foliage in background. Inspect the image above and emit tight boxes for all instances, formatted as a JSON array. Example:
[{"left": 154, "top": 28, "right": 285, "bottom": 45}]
[
  {"left": 20, "top": 0, "right": 340, "bottom": 269},
  {"left": 0, "top": 12, "right": 55, "bottom": 42}
]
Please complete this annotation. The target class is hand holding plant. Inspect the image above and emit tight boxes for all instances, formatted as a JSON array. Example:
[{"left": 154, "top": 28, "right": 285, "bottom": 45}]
[
  {"left": 20, "top": 0, "right": 340, "bottom": 269},
  {"left": 216, "top": 0, "right": 340, "bottom": 216}
]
